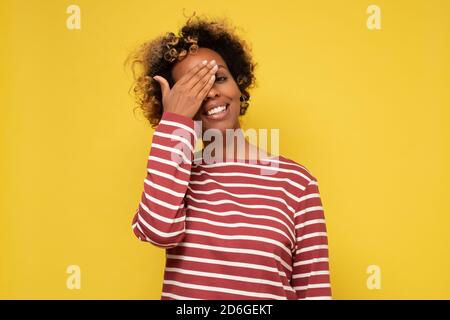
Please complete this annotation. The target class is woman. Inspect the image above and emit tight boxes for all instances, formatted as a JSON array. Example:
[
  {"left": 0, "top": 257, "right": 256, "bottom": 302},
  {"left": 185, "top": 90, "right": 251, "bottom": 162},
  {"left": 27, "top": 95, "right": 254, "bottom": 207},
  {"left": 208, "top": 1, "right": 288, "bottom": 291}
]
[{"left": 128, "top": 13, "right": 332, "bottom": 300}]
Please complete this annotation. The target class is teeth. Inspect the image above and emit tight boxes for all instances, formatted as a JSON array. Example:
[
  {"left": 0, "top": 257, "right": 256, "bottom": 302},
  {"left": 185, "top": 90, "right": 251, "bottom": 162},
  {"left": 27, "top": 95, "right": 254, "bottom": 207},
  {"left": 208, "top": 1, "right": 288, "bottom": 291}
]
[{"left": 207, "top": 105, "right": 227, "bottom": 116}]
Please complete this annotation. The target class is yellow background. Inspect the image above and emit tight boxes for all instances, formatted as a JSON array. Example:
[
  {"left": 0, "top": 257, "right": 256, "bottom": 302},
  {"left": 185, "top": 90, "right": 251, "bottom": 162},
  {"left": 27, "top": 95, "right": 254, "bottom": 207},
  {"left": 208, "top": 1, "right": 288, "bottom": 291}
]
[{"left": 1, "top": 0, "right": 449, "bottom": 299}]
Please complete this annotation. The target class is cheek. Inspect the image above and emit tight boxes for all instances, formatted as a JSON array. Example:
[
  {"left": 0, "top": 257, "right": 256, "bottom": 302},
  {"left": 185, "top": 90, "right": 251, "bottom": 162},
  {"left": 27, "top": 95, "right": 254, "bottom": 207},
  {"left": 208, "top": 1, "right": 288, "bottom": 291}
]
[
  {"left": 226, "top": 85, "right": 240, "bottom": 105},
  {"left": 231, "top": 95, "right": 241, "bottom": 113},
  {"left": 231, "top": 103, "right": 240, "bottom": 117}
]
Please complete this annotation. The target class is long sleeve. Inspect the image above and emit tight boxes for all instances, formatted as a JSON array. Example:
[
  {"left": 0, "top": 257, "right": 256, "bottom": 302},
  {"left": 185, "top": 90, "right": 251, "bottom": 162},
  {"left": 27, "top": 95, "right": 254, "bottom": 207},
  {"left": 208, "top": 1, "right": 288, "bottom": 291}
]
[
  {"left": 131, "top": 111, "right": 197, "bottom": 249},
  {"left": 291, "top": 178, "right": 332, "bottom": 299}
]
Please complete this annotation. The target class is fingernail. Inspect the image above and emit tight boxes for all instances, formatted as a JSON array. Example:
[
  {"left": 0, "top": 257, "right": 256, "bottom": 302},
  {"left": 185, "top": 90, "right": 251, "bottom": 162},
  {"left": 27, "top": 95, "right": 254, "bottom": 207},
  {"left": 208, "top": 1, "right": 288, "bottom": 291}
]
[
  {"left": 202, "top": 60, "right": 207, "bottom": 65},
  {"left": 210, "top": 59, "right": 216, "bottom": 65}
]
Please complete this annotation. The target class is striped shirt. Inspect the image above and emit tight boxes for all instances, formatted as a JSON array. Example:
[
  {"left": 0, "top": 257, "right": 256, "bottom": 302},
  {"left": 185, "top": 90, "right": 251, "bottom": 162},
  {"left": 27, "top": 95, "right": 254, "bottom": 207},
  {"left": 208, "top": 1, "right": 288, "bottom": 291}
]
[{"left": 132, "top": 111, "right": 332, "bottom": 300}]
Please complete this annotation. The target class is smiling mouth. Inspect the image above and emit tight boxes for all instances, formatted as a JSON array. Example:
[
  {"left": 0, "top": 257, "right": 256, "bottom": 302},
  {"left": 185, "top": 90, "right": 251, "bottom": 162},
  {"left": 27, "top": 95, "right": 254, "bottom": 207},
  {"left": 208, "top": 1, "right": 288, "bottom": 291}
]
[{"left": 203, "top": 103, "right": 229, "bottom": 117}]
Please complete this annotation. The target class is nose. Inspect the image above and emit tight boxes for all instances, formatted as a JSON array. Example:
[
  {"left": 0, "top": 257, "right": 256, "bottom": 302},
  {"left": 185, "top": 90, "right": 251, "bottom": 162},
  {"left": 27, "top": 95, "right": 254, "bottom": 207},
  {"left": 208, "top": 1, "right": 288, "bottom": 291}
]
[{"left": 204, "top": 83, "right": 220, "bottom": 101}]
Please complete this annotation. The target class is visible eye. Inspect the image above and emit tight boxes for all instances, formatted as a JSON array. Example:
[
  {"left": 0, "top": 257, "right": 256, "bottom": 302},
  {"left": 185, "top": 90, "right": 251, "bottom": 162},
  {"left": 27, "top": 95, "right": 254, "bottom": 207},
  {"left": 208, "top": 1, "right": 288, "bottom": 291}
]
[{"left": 215, "top": 76, "right": 227, "bottom": 82}]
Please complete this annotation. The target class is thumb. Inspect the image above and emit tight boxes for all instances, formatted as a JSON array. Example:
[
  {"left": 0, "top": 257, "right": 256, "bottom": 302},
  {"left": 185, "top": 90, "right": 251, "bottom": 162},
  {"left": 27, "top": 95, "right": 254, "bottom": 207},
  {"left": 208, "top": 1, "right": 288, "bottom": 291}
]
[{"left": 153, "top": 75, "right": 170, "bottom": 98}]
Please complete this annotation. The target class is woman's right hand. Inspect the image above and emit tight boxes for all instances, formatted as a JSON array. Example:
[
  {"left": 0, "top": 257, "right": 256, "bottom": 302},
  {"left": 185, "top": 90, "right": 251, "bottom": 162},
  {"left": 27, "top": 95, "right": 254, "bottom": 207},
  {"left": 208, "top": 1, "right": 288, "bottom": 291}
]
[{"left": 153, "top": 60, "right": 219, "bottom": 119}]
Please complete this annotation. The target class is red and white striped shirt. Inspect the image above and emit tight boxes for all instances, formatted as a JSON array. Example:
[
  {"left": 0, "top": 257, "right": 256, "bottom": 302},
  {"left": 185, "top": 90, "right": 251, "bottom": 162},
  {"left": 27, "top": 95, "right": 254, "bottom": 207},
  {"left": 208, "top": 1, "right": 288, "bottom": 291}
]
[{"left": 132, "top": 111, "right": 332, "bottom": 300}]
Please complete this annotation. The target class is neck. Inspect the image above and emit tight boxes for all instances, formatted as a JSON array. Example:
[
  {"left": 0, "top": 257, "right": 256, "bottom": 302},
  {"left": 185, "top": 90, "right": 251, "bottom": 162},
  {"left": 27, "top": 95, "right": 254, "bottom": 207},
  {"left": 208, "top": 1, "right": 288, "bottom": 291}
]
[{"left": 201, "top": 128, "right": 270, "bottom": 162}]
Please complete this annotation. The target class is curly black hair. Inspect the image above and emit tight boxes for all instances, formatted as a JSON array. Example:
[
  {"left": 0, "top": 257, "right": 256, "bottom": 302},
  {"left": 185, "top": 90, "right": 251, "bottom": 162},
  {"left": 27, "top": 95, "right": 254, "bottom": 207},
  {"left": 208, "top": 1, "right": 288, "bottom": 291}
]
[{"left": 125, "top": 11, "right": 258, "bottom": 128}]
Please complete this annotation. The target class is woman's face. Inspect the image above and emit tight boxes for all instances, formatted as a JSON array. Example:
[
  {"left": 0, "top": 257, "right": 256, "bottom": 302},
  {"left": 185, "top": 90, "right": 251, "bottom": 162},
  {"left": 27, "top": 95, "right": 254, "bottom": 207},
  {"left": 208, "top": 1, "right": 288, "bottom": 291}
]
[{"left": 171, "top": 47, "right": 242, "bottom": 133}]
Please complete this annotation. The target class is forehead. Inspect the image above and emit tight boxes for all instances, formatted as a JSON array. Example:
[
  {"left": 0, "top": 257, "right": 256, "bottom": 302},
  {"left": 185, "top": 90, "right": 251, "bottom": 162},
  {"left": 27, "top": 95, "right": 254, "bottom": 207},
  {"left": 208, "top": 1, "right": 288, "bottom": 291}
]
[{"left": 171, "top": 47, "right": 227, "bottom": 81}]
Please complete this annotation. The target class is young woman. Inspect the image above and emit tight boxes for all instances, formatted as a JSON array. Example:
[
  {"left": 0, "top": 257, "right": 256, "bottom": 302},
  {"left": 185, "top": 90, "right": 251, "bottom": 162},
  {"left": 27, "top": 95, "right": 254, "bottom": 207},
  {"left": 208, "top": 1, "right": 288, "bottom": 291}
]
[{"left": 128, "top": 13, "right": 332, "bottom": 300}]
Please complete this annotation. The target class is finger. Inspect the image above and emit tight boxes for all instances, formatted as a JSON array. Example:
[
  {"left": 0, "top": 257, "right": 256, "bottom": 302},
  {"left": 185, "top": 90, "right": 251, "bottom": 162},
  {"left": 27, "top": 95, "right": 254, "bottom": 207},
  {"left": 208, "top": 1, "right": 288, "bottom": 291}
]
[
  {"left": 193, "top": 63, "right": 218, "bottom": 95},
  {"left": 187, "top": 60, "right": 217, "bottom": 91},
  {"left": 153, "top": 75, "right": 170, "bottom": 99},
  {"left": 197, "top": 73, "right": 216, "bottom": 101},
  {"left": 178, "top": 59, "right": 209, "bottom": 86}
]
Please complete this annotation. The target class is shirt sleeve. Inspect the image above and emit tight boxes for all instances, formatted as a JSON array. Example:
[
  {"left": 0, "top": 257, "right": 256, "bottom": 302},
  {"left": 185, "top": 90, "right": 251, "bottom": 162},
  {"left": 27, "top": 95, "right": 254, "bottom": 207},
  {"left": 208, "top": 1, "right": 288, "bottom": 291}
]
[
  {"left": 291, "top": 178, "right": 332, "bottom": 299},
  {"left": 131, "top": 111, "right": 197, "bottom": 249}
]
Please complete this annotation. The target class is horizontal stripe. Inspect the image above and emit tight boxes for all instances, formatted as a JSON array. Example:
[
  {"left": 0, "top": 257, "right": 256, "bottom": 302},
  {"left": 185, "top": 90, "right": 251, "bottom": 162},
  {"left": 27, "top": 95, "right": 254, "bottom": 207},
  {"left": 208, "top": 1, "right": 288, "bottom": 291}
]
[
  {"left": 151, "top": 143, "right": 191, "bottom": 164},
  {"left": 144, "top": 179, "right": 185, "bottom": 198},
  {"left": 187, "top": 186, "right": 295, "bottom": 213},
  {"left": 166, "top": 254, "right": 288, "bottom": 278},
  {"left": 296, "top": 244, "right": 329, "bottom": 255},
  {"left": 153, "top": 131, "right": 194, "bottom": 153},
  {"left": 189, "top": 178, "right": 302, "bottom": 203},
  {"left": 133, "top": 222, "right": 180, "bottom": 247},
  {"left": 296, "top": 219, "right": 326, "bottom": 230},
  {"left": 137, "top": 213, "right": 184, "bottom": 238},
  {"left": 148, "top": 155, "right": 191, "bottom": 175},
  {"left": 139, "top": 201, "right": 185, "bottom": 224},
  {"left": 186, "top": 194, "right": 294, "bottom": 227},
  {"left": 163, "top": 280, "right": 288, "bottom": 300},
  {"left": 294, "top": 206, "right": 324, "bottom": 219},
  {"left": 147, "top": 168, "right": 189, "bottom": 186},
  {"left": 299, "top": 296, "right": 332, "bottom": 300},
  {"left": 185, "top": 229, "right": 292, "bottom": 257},
  {"left": 294, "top": 283, "right": 331, "bottom": 291},
  {"left": 292, "top": 270, "right": 330, "bottom": 279},
  {"left": 177, "top": 242, "right": 292, "bottom": 272},
  {"left": 193, "top": 161, "right": 311, "bottom": 182},
  {"left": 144, "top": 192, "right": 181, "bottom": 210},
  {"left": 187, "top": 205, "right": 296, "bottom": 243},
  {"left": 164, "top": 267, "right": 295, "bottom": 292},
  {"left": 190, "top": 169, "right": 306, "bottom": 190},
  {"left": 186, "top": 216, "right": 294, "bottom": 250},
  {"left": 296, "top": 232, "right": 328, "bottom": 242},
  {"left": 193, "top": 156, "right": 310, "bottom": 175},
  {"left": 293, "top": 257, "right": 329, "bottom": 267},
  {"left": 161, "top": 292, "right": 200, "bottom": 300},
  {"left": 159, "top": 119, "right": 196, "bottom": 137},
  {"left": 298, "top": 192, "right": 321, "bottom": 204}
]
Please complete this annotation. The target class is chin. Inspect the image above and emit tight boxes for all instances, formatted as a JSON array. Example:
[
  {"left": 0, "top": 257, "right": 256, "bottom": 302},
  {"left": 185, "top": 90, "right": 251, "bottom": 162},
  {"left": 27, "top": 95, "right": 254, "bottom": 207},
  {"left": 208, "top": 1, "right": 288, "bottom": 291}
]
[
  {"left": 199, "top": 116, "right": 235, "bottom": 131},
  {"left": 203, "top": 121, "right": 235, "bottom": 133}
]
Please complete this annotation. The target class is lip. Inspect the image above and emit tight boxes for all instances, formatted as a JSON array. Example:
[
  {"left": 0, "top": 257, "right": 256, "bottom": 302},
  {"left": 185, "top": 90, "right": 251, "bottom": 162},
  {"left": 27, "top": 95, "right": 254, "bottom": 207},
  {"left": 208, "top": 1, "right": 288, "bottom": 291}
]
[{"left": 202, "top": 103, "right": 230, "bottom": 121}]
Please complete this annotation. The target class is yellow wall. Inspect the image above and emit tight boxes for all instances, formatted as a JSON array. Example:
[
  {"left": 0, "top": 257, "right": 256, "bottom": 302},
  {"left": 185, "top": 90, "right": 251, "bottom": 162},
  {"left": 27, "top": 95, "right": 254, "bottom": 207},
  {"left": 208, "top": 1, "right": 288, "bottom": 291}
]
[{"left": 1, "top": 0, "right": 449, "bottom": 299}]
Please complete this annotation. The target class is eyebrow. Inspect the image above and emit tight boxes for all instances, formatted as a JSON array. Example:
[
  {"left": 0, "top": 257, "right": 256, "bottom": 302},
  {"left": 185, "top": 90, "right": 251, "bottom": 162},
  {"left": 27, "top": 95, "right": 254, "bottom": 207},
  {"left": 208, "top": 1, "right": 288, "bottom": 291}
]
[{"left": 218, "top": 65, "right": 226, "bottom": 70}]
